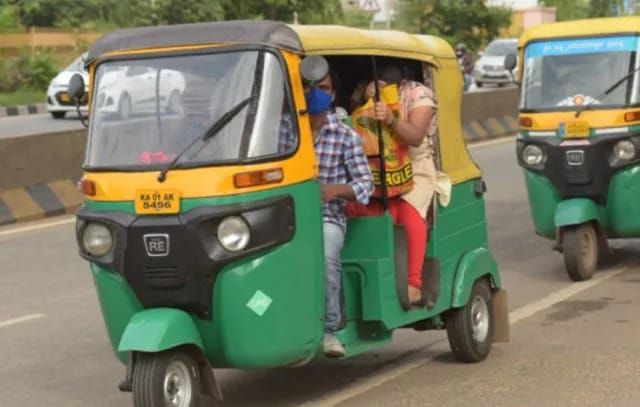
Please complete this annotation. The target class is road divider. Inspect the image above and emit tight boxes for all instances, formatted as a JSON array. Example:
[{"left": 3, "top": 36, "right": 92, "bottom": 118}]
[
  {"left": 0, "top": 87, "right": 519, "bottom": 226},
  {"left": 0, "top": 103, "right": 47, "bottom": 118}
]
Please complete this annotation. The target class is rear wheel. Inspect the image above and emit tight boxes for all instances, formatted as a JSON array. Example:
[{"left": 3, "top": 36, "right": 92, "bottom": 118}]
[
  {"left": 133, "top": 349, "right": 202, "bottom": 407},
  {"left": 50, "top": 111, "right": 66, "bottom": 119},
  {"left": 476, "top": 82, "right": 483, "bottom": 88},
  {"left": 563, "top": 223, "right": 598, "bottom": 281},
  {"left": 445, "top": 279, "right": 494, "bottom": 363}
]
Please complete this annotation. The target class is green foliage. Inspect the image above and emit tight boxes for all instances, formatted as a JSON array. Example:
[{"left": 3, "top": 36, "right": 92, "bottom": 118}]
[
  {"left": 0, "top": 4, "right": 20, "bottom": 30},
  {"left": 221, "top": 0, "right": 344, "bottom": 24},
  {"left": 540, "top": 0, "right": 589, "bottom": 21},
  {"left": 0, "top": 50, "right": 58, "bottom": 92},
  {"left": 395, "top": 0, "right": 512, "bottom": 51}
]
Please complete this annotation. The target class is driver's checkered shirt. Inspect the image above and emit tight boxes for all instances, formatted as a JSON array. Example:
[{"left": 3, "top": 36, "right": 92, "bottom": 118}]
[{"left": 279, "top": 112, "right": 373, "bottom": 230}]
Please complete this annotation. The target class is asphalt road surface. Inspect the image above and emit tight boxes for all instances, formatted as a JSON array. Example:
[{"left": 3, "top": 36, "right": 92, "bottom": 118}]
[{"left": 1, "top": 137, "right": 639, "bottom": 407}]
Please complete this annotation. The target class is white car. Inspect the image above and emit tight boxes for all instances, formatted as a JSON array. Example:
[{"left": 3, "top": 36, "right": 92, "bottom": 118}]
[
  {"left": 94, "top": 66, "right": 186, "bottom": 120},
  {"left": 46, "top": 52, "right": 89, "bottom": 119},
  {"left": 472, "top": 38, "right": 519, "bottom": 87}
]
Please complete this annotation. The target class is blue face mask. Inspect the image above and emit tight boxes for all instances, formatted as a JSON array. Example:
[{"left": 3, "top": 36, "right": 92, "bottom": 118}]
[{"left": 304, "top": 87, "right": 332, "bottom": 115}]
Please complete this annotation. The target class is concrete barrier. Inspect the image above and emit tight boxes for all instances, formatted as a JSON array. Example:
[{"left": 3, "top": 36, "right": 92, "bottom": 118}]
[{"left": 0, "top": 87, "right": 520, "bottom": 226}]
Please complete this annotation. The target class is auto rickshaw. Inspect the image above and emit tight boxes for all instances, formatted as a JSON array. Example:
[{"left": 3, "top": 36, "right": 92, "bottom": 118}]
[
  {"left": 69, "top": 20, "right": 509, "bottom": 406},
  {"left": 505, "top": 16, "right": 640, "bottom": 282}
]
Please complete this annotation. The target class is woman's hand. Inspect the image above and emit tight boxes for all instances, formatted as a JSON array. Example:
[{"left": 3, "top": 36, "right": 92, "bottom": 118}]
[{"left": 374, "top": 102, "right": 394, "bottom": 126}]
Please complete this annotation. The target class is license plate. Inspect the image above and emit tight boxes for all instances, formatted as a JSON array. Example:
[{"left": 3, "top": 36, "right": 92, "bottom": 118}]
[
  {"left": 60, "top": 93, "right": 70, "bottom": 102},
  {"left": 135, "top": 189, "right": 180, "bottom": 214},
  {"left": 565, "top": 121, "right": 590, "bottom": 138}
]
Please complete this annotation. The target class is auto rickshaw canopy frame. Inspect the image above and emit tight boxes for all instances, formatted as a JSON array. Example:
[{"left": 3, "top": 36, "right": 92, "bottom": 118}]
[{"left": 84, "top": 20, "right": 481, "bottom": 185}]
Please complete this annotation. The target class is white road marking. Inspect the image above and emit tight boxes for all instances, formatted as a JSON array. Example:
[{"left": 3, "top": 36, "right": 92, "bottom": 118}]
[
  {"left": 468, "top": 136, "right": 515, "bottom": 149},
  {"left": 0, "top": 313, "right": 46, "bottom": 328},
  {"left": 0, "top": 216, "right": 75, "bottom": 238},
  {"left": 301, "top": 260, "right": 636, "bottom": 407}
]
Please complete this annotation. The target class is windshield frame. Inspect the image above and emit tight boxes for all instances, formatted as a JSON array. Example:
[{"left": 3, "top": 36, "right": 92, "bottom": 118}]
[
  {"left": 83, "top": 45, "right": 300, "bottom": 172},
  {"left": 519, "top": 33, "right": 640, "bottom": 113}
]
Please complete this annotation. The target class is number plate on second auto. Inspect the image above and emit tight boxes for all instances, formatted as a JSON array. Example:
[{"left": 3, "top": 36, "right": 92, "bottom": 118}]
[
  {"left": 60, "top": 93, "right": 70, "bottom": 102},
  {"left": 135, "top": 189, "right": 180, "bottom": 214},
  {"left": 565, "top": 121, "right": 590, "bottom": 138}
]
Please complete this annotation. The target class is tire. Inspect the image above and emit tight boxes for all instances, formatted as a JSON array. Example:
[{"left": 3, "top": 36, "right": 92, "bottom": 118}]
[
  {"left": 133, "top": 349, "right": 202, "bottom": 407},
  {"left": 563, "top": 223, "right": 598, "bottom": 282},
  {"left": 50, "top": 111, "right": 66, "bottom": 119},
  {"left": 167, "top": 90, "right": 182, "bottom": 114},
  {"left": 476, "top": 82, "right": 483, "bottom": 88},
  {"left": 445, "top": 279, "right": 494, "bottom": 363},
  {"left": 118, "top": 93, "right": 132, "bottom": 120}
]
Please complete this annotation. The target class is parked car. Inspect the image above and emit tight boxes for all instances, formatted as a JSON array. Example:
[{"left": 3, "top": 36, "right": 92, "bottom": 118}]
[
  {"left": 472, "top": 38, "right": 518, "bottom": 87},
  {"left": 94, "top": 65, "right": 185, "bottom": 120},
  {"left": 46, "top": 52, "right": 89, "bottom": 119}
]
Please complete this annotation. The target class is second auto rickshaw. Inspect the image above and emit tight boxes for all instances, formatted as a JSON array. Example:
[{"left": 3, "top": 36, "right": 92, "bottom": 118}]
[{"left": 506, "top": 16, "right": 640, "bottom": 281}]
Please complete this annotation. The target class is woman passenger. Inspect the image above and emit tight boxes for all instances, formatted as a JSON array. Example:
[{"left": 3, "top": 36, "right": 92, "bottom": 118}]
[{"left": 346, "top": 64, "right": 438, "bottom": 305}]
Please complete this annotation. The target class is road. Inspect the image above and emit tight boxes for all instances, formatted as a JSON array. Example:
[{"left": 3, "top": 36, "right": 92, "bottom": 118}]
[
  {"left": 0, "top": 112, "right": 84, "bottom": 139},
  {"left": 1, "top": 137, "right": 639, "bottom": 407}
]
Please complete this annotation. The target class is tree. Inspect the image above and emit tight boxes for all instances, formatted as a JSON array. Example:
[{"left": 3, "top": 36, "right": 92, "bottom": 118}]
[
  {"left": 395, "top": 0, "right": 512, "bottom": 51},
  {"left": 539, "top": 0, "right": 589, "bottom": 21},
  {"left": 221, "top": 0, "right": 344, "bottom": 24}
]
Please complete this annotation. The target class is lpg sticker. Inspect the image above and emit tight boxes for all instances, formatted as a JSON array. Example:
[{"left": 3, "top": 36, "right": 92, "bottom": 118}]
[{"left": 246, "top": 290, "right": 273, "bottom": 316}]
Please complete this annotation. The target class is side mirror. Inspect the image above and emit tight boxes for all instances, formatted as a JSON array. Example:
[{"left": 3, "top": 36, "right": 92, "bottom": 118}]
[
  {"left": 68, "top": 73, "right": 86, "bottom": 101},
  {"left": 68, "top": 73, "right": 89, "bottom": 128},
  {"left": 504, "top": 53, "right": 517, "bottom": 72},
  {"left": 300, "top": 55, "right": 329, "bottom": 86}
]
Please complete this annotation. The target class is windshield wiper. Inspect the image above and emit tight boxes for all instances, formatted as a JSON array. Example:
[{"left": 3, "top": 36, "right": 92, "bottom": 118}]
[
  {"left": 157, "top": 95, "right": 253, "bottom": 182},
  {"left": 575, "top": 65, "right": 640, "bottom": 118}
]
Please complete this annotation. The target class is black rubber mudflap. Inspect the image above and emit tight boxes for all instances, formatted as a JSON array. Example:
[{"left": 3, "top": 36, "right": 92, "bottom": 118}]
[
  {"left": 394, "top": 225, "right": 412, "bottom": 310},
  {"left": 421, "top": 257, "right": 440, "bottom": 310}
]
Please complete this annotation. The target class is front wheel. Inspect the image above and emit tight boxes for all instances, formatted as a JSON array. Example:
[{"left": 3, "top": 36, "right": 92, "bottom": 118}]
[
  {"left": 563, "top": 223, "right": 598, "bottom": 281},
  {"left": 445, "top": 279, "right": 494, "bottom": 363},
  {"left": 133, "top": 349, "right": 202, "bottom": 407}
]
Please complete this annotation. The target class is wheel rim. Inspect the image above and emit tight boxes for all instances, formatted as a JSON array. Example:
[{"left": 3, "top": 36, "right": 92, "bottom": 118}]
[
  {"left": 471, "top": 295, "right": 489, "bottom": 343},
  {"left": 163, "top": 360, "right": 193, "bottom": 407},
  {"left": 580, "top": 228, "right": 596, "bottom": 268}
]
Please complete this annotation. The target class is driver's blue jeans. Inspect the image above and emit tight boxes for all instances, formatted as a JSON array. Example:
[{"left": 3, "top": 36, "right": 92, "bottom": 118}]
[{"left": 323, "top": 221, "right": 345, "bottom": 334}]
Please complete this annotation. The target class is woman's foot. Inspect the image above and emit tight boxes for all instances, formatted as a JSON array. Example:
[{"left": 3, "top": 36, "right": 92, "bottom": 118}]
[{"left": 408, "top": 285, "right": 423, "bottom": 305}]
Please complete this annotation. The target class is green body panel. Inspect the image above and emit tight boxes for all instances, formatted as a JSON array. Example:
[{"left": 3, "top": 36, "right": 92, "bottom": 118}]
[
  {"left": 606, "top": 165, "right": 640, "bottom": 237},
  {"left": 86, "top": 176, "right": 497, "bottom": 363},
  {"left": 337, "top": 179, "right": 494, "bottom": 357},
  {"left": 524, "top": 166, "right": 640, "bottom": 240},
  {"left": 523, "top": 170, "right": 561, "bottom": 239},
  {"left": 86, "top": 180, "right": 324, "bottom": 369},
  {"left": 118, "top": 308, "right": 203, "bottom": 352},
  {"left": 90, "top": 263, "right": 143, "bottom": 363},
  {"left": 553, "top": 198, "right": 605, "bottom": 228},
  {"left": 451, "top": 248, "right": 499, "bottom": 308}
]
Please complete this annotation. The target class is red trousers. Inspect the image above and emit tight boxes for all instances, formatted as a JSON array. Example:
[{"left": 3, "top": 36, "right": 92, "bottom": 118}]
[{"left": 345, "top": 198, "right": 427, "bottom": 289}]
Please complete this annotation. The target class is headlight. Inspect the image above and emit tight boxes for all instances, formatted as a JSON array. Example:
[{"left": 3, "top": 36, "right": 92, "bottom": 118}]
[
  {"left": 522, "top": 144, "right": 545, "bottom": 166},
  {"left": 82, "top": 223, "right": 113, "bottom": 256},
  {"left": 614, "top": 140, "right": 635, "bottom": 161},
  {"left": 217, "top": 216, "right": 250, "bottom": 252}
]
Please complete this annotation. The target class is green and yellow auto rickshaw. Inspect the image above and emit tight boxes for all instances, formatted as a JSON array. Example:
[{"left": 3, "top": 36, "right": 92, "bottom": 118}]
[
  {"left": 70, "top": 20, "right": 508, "bottom": 406},
  {"left": 506, "top": 16, "right": 640, "bottom": 281}
]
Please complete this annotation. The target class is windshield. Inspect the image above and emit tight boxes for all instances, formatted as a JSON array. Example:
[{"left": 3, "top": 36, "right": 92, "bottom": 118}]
[
  {"left": 86, "top": 50, "right": 297, "bottom": 169},
  {"left": 485, "top": 40, "right": 517, "bottom": 56},
  {"left": 520, "top": 36, "right": 639, "bottom": 111}
]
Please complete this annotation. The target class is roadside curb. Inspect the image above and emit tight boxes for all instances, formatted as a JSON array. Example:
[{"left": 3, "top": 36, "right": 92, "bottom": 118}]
[
  {"left": 0, "top": 103, "right": 48, "bottom": 118},
  {"left": 0, "top": 178, "right": 82, "bottom": 227},
  {"left": 463, "top": 114, "right": 518, "bottom": 142}
]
